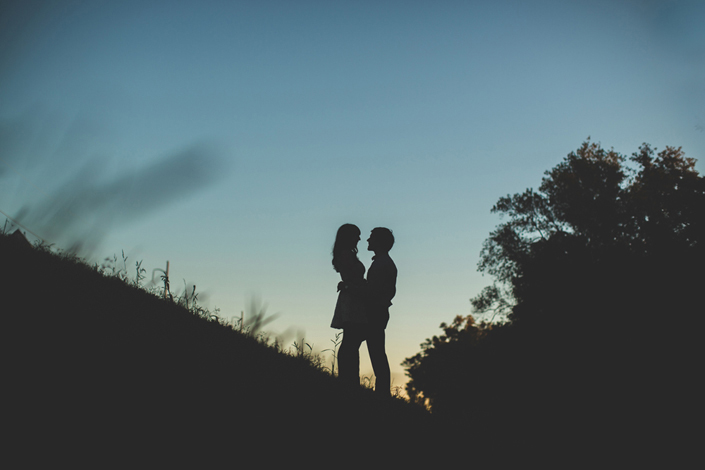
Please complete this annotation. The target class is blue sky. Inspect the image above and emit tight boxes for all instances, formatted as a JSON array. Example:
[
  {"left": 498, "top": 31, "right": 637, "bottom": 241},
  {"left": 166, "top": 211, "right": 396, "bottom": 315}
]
[{"left": 1, "top": 0, "right": 703, "bottom": 388}]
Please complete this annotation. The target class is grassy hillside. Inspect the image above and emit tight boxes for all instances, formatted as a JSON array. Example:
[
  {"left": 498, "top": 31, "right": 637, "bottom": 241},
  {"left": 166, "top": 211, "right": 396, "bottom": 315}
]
[{"left": 2, "top": 231, "right": 446, "bottom": 464}]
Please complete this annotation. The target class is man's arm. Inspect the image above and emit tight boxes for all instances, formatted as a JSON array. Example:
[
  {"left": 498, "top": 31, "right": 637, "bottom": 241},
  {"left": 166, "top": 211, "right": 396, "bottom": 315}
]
[{"left": 367, "top": 256, "right": 397, "bottom": 308}]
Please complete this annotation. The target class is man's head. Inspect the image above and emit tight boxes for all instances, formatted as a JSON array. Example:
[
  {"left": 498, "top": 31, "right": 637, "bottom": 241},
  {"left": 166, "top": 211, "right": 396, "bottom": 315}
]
[{"left": 367, "top": 227, "right": 394, "bottom": 253}]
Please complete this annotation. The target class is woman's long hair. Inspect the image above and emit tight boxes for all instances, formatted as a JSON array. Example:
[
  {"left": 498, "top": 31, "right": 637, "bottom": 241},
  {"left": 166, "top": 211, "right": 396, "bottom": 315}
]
[{"left": 332, "top": 223, "right": 360, "bottom": 272}]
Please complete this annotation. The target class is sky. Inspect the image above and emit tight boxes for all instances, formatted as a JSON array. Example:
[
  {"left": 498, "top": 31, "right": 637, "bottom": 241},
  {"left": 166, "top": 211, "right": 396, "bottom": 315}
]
[{"left": 1, "top": 0, "right": 704, "bottom": 390}]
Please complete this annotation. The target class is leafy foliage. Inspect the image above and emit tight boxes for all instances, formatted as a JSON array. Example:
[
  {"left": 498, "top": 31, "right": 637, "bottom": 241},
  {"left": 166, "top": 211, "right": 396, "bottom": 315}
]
[
  {"left": 404, "top": 140, "right": 704, "bottom": 436},
  {"left": 472, "top": 139, "right": 705, "bottom": 325},
  {"left": 402, "top": 315, "right": 492, "bottom": 411}
]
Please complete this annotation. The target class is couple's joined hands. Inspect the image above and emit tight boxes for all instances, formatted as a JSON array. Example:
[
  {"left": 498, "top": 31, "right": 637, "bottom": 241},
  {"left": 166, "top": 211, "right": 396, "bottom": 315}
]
[{"left": 337, "top": 280, "right": 367, "bottom": 293}]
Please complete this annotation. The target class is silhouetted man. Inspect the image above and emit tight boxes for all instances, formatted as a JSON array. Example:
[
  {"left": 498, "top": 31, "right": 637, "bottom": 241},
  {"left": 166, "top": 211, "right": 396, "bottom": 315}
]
[{"left": 338, "top": 227, "right": 396, "bottom": 397}]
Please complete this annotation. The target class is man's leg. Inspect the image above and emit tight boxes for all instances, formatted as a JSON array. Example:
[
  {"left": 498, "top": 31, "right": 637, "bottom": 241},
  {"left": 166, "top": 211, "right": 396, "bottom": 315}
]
[
  {"left": 366, "top": 328, "right": 390, "bottom": 397},
  {"left": 338, "top": 325, "right": 365, "bottom": 388}
]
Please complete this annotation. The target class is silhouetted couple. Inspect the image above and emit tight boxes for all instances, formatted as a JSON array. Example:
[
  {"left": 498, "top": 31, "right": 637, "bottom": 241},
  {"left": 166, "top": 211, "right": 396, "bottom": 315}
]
[{"left": 331, "top": 224, "right": 397, "bottom": 397}]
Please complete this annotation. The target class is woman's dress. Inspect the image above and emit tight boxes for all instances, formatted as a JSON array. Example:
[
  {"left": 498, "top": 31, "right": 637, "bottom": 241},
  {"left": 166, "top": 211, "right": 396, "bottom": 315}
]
[{"left": 330, "top": 252, "right": 367, "bottom": 329}]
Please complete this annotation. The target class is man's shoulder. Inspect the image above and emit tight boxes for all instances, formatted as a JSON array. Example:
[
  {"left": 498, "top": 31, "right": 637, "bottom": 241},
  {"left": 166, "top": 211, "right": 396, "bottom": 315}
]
[{"left": 385, "top": 254, "right": 397, "bottom": 272}]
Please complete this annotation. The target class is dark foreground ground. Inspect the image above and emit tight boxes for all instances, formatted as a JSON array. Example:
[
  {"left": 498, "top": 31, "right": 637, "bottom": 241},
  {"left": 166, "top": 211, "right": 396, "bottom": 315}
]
[{"left": 4, "top": 232, "right": 692, "bottom": 466}]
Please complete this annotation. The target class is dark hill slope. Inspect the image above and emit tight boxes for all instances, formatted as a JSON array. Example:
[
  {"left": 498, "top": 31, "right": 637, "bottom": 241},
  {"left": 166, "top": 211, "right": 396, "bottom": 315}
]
[{"left": 2, "top": 233, "right": 438, "bottom": 463}]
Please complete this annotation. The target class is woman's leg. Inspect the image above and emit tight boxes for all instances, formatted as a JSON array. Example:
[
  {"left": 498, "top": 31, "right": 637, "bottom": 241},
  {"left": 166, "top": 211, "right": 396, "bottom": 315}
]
[{"left": 338, "top": 325, "right": 365, "bottom": 387}]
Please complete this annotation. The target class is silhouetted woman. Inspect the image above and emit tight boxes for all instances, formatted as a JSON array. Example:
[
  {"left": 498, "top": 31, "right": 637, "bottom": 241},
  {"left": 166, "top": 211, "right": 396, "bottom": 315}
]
[{"left": 331, "top": 223, "right": 368, "bottom": 386}]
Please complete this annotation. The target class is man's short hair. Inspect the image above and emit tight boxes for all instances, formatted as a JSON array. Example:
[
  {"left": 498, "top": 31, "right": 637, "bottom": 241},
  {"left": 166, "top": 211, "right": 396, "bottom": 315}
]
[{"left": 372, "top": 227, "right": 394, "bottom": 252}]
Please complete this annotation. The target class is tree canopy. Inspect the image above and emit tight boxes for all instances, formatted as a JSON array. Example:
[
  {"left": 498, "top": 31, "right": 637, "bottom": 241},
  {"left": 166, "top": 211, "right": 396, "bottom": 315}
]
[{"left": 472, "top": 139, "right": 704, "bottom": 326}]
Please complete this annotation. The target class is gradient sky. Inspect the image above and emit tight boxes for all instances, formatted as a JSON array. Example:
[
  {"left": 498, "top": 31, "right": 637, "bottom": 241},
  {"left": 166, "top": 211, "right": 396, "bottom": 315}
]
[{"left": 1, "top": 0, "right": 703, "bottom": 389}]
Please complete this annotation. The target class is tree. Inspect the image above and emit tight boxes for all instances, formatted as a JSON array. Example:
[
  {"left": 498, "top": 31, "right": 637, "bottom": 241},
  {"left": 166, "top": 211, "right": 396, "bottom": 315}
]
[{"left": 403, "top": 140, "right": 705, "bottom": 432}]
